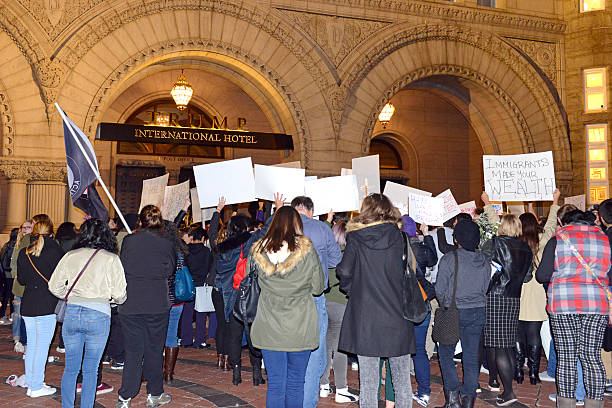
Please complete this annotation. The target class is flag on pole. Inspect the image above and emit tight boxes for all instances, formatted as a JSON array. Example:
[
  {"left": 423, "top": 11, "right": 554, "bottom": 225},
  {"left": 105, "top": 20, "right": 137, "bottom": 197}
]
[{"left": 60, "top": 108, "right": 109, "bottom": 221}]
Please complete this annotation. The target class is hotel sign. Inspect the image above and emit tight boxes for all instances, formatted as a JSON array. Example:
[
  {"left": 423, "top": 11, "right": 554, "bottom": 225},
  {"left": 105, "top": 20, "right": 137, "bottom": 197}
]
[{"left": 95, "top": 122, "right": 294, "bottom": 150}]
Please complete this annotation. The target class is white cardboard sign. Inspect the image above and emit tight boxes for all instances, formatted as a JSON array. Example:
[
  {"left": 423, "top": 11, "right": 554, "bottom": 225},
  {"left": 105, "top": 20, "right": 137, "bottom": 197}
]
[
  {"left": 483, "top": 151, "right": 556, "bottom": 201},
  {"left": 271, "top": 161, "right": 301, "bottom": 168},
  {"left": 201, "top": 207, "right": 216, "bottom": 222},
  {"left": 193, "top": 157, "right": 256, "bottom": 208},
  {"left": 564, "top": 194, "right": 586, "bottom": 211},
  {"left": 436, "top": 189, "right": 461, "bottom": 222},
  {"left": 340, "top": 168, "right": 352, "bottom": 176},
  {"left": 139, "top": 173, "right": 169, "bottom": 212},
  {"left": 507, "top": 202, "right": 525, "bottom": 216},
  {"left": 383, "top": 181, "right": 432, "bottom": 215},
  {"left": 409, "top": 194, "right": 445, "bottom": 226},
  {"left": 352, "top": 155, "right": 380, "bottom": 201},
  {"left": 254, "top": 164, "right": 306, "bottom": 202},
  {"left": 190, "top": 188, "right": 202, "bottom": 223},
  {"left": 458, "top": 201, "right": 477, "bottom": 217},
  {"left": 305, "top": 175, "right": 360, "bottom": 216},
  {"left": 162, "top": 181, "right": 190, "bottom": 221}
]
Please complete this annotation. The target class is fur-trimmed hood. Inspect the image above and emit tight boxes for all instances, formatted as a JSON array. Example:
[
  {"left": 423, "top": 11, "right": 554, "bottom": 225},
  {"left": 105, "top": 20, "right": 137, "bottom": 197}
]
[
  {"left": 345, "top": 220, "right": 401, "bottom": 251},
  {"left": 218, "top": 231, "right": 251, "bottom": 254},
  {"left": 250, "top": 235, "right": 314, "bottom": 276},
  {"left": 346, "top": 219, "right": 399, "bottom": 232}
]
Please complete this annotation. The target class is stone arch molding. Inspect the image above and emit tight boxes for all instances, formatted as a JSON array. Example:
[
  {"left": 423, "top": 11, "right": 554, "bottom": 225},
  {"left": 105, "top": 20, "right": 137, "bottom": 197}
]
[
  {"left": 80, "top": 39, "right": 312, "bottom": 166},
  {"left": 341, "top": 23, "right": 570, "bottom": 175},
  {"left": 0, "top": 79, "right": 15, "bottom": 156}
]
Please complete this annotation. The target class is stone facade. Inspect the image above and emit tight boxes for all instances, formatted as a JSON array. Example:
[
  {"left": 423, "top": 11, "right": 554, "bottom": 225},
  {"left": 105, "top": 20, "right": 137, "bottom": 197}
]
[{"left": 0, "top": 0, "right": 604, "bottom": 230}]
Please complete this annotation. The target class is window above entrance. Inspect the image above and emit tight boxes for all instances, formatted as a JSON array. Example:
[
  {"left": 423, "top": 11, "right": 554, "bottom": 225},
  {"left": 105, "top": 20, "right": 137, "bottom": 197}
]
[
  {"left": 581, "top": 0, "right": 605, "bottom": 12},
  {"left": 370, "top": 137, "right": 403, "bottom": 170},
  {"left": 118, "top": 99, "right": 224, "bottom": 158}
]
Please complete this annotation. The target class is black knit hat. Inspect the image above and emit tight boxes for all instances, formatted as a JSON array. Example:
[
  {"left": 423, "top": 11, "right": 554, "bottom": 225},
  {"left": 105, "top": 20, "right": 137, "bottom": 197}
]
[{"left": 453, "top": 220, "right": 480, "bottom": 251}]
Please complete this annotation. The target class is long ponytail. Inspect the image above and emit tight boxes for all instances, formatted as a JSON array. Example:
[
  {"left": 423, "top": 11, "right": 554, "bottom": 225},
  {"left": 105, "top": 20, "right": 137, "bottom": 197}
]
[{"left": 29, "top": 219, "right": 54, "bottom": 257}]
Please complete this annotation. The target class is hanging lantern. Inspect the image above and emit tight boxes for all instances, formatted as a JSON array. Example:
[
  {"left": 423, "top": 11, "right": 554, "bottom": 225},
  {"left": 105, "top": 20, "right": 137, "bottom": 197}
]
[
  {"left": 378, "top": 102, "right": 395, "bottom": 128},
  {"left": 170, "top": 70, "right": 193, "bottom": 111}
]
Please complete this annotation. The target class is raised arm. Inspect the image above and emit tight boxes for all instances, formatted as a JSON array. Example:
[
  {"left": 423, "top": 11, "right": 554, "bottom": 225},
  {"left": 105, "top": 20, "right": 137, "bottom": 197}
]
[
  {"left": 539, "top": 189, "right": 560, "bottom": 248},
  {"left": 482, "top": 191, "right": 500, "bottom": 224}
]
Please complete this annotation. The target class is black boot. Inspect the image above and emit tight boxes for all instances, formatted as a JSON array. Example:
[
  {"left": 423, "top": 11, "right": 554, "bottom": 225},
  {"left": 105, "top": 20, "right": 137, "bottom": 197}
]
[
  {"left": 461, "top": 396, "right": 475, "bottom": 408},
  {"left": 436, "top": 389, "right": 461, "bottom": 408},
  {"left": 253, "top": 365, "right": 266, "bottom": 386},
  {"left": 232, "top": 365, "right": 242, "bottom": 386},
  {"left": 527, "top": 345, "right": 542, "bottom": 385},
  {"left": 514, "top": 342, "right": 525, "bottom": 384}
]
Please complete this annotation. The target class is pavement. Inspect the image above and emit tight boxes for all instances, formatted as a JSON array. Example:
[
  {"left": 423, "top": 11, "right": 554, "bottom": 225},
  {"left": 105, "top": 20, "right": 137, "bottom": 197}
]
[{"left": 0, "top": 323, "right": 608, "bottom": 407}]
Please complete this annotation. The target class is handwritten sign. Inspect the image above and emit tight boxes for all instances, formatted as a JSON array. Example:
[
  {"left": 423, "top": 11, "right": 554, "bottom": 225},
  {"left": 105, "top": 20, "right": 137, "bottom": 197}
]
[
  {"left": 483, "top": 151, "right": 556, "bottom": 201},
  {"left": 491, "top": 202, "right": 504, "bottom": 215},
  {"left": 139, "top": 173, "right": 169, "bottom": 212},
  {"left": 190, "top": 188, "right": 202, "bottom": 223},
  {"left": 564, "top": 194, "right": 586, "bottom": 211},
  {"left": 254, "top": 164, "right": 306, "bottom": 202},
  {"left": 383, "top": 181, "right": 432, "bottom": 215},
  {"left": 201, "top": 207, "right": 216, "bottom": 222},
  {"left": 436, "top": 189, "right": 461, "bottom": 222},
  {"left": 352, "top": 155, "right": 380, "bottom": 201},
  {"left": 458, "top": 201, "right": 477, "bottom": 217},
  {"left": 162, "top": 181, "right": 190, "bottom": 221},
  {"left": 193, "top": 157, "right": 256, "bottom": 207},
  {"left": 305, "top": 175, "right": 360, "bottom": 216},
  {"left": 409, "top": 194, "right": 445, "bottom": 226}
]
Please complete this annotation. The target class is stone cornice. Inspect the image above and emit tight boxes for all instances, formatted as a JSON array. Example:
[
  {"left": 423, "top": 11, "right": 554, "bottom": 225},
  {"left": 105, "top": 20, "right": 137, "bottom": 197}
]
[
  {"left": 0, "top": 159, "right": 66, "bottom": 182},
  {"left": 274, "top": 0, "right": 566, "bottom": 34}
]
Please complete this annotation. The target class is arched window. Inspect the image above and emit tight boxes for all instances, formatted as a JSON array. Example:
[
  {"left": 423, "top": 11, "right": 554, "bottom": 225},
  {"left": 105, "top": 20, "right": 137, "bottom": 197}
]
[{"left": 370, "top": 137, "right": 403, "bottom": 170}]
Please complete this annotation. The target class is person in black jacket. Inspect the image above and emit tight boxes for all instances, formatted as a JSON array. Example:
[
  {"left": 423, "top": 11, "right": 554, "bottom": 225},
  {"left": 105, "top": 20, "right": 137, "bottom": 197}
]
[
  {"left": 116, "top": 205, "right": 176, "bottom": 408},
  {"left": 17, "top": 218, "right": 64, "bottom": 398},
  {"left": 0, "top": 227, "right": 18, "bottom": 324}
]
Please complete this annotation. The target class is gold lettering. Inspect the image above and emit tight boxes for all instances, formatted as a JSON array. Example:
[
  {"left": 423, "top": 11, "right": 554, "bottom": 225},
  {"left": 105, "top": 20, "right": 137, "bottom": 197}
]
[
  {"left": 237, "top": 117, "right": 247, "bottom": 130},
  {"left": 192, "top": 132, "right": 201, "bottom": 141},
  {"left": 213, "top": 116, "right": 228, "bottom": 129},
  {"left": 135, "top": 129, "right": 145, "bottom": 138},
  {"left": 170, "top": 113, "right": 180, "bottom": 127}
]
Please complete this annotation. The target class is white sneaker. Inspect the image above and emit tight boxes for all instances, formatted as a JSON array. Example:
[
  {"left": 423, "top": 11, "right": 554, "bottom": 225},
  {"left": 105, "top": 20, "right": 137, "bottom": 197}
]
[
  {"left": 56, "top": 346, "right": 65, "bottom": 353},
  {"left": 480, "top": 366, "right": 489, "bottom": 374},
  {"left": 29, "top": 384, "right": 56, "bottom": 398},
  {"left": 320, "top": 384, "right": 331, "bottom": 398},
  {"left": 14, "top": 342, "right": 24, "bottom": 353},
  {"left": 351, "top": 362, "right": 358, "bottom": 371},
  {"left": 539, "top": 372, "right": 555, "bottom": 382},
  {"left": 335, "top": 387, "right": 359, "bottom": 403}
]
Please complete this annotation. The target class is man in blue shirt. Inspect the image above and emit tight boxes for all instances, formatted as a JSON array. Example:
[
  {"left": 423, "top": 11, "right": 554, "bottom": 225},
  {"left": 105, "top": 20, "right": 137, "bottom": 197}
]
[{"left": 291, "top": 196, "right": 342, "bottom": 408}]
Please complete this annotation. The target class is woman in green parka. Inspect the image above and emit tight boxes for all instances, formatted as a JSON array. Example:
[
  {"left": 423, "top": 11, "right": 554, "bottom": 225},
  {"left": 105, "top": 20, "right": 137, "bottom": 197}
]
[{"left": 248, "top": 206, "right": 325, "bottom": 408}]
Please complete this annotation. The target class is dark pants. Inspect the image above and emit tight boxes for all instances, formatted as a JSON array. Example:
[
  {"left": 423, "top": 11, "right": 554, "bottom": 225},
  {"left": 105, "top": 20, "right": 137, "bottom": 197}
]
[
  {"left": 212, "top": 289, "right": 228, "bottom": 355},
  {"left": 180, "top": 301, "right": 217, "bottom": 346},
  {"left": 228, "top": 314, "right": 262, "bottom": 368},
  {"left": 107, "top": 307, "right": 124, "bottom": 363},
  {"left": 262, "top": 349, "right": 311, "bottom": 408},
  {"left": 0, "top": 277, "right": 14, "bottom": 317},
  {"left": 518, "top": 320, "right": 543, "bottom": 348},
  {"left": 118, "top": 312, "right": 169, "bottom": 400},
  {"left": 438, "top": 307, "right": 486, "bottom": 398}
]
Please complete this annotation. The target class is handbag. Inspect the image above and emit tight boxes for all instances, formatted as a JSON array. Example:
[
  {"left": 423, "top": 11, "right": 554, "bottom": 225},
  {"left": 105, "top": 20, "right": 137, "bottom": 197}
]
[
  {"left": 431, "top": 249, "right": 461, "bottom": 345},
  {"left": 233, "top": 244, "right": 247, "bottom": 290},
  {"left": 401, "top": 232, "right": 430, "bottom": 323},
  {"left": 52, "top": 248, "right": 101, "bottom": 322},
  {"left": 194, "top": 285, "right": 215, "bottom": 312},
  {"left": 175, "top": 253, "right": 196, "bottom": 302},
  {"left": 233, "top": 258, "right": 260, "bottom": 324},
  {"left": 559, "top": 232, "right": 612, "bottom": 325}
]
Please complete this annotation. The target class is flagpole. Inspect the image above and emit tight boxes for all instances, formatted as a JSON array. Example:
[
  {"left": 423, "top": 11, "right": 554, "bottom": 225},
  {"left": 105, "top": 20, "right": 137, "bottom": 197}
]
[{"left": 54, "top": 103, "right": 133, "bottom": 234}]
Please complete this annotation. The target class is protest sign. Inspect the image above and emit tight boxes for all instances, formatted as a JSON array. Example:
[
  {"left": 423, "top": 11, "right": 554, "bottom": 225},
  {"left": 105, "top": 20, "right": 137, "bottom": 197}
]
[
  {"left": 409, "top": 194, "right": 445, "bottom": 226},
  {"left": 305, "top": 175, "right": 360, "bottom": 216},
  {"left": 491, "top": 202, "right": 504, "bottom": 215},
  {"left": 458, "top": 201, "right": 477, "bottom": 217},
  {"left": 139, "top": 173, "right": 169, "bottom": 212},
  {"left": 506, "top": 202, "right": 525, "bottom": 216},
  {"left": 254, "top": 164, "right": 306, "bottom": 202},
  {"left": 436, "top": 189, "right": 461, "bottom": 222},
  {"left": 271, "top": 161, "right": 301, "bottom": 168},
  {"left": 162, "top": 181, "right": 190, "bottom": 221},
  {"left": 201, "top": 207, "right": 216, "bottom": 222},
  {"left": 305, "top": 176, "right": 317, "bottom": 183},
  {"left": 483, "top": 151, "right": 555, "bottom": 201},
  {"left": 190, "top": 188, "right": 202, "bottom": 223},
  {"left": 564, "top": 194, "right": 586, "bottom": 211},
  {"left": 383, "top": 181, "right": 431, "bottom": 215},
  {"left": 193, "top": 157, "right": 256, "bottom": 207},
  {"left": 352, "top": 155, "right": 380, "bottom": 201}
]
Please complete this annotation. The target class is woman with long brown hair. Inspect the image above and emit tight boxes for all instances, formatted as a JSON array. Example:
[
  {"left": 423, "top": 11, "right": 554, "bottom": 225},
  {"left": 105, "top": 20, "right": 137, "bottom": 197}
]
[{"left": 249, "top": 206, "right": 325, "bottom": 407}]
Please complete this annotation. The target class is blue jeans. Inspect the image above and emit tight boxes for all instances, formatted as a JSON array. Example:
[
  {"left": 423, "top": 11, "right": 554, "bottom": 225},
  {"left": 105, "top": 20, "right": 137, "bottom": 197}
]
[
  {"left": 438, "top": 307, "right": 485, "bottom": 398},
  {"left": 23, "top": 314, "right": 56, "bottom": 391},
  {"left": 547, "top": 338, "right": 586, "bottom": 400},
  {"left": 12, "top": 296, "right": 26, "bottom": 343},
  {"left": 303, "top": 295, "right": 327, "bottom": 408},
  {"left": 61, "top": 305, "right": 110, "bottom": 408},
  {"left": 413, "top": 313, "right": 431, "bottom": 396},
  {"left": 262, "top": 349, "right": 311, "bottom": 408},
  {"left": 165, "top": 304, "right": 184, "bottom": 347}
]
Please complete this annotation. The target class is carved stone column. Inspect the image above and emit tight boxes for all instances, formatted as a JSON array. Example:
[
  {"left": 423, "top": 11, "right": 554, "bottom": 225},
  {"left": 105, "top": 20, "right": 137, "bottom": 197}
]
[
  {"left": 5, "top": 178, "right": 27, "bottom": 232},
  {"left": 26, "top": 181, "right": 67, "bottom": 224}
]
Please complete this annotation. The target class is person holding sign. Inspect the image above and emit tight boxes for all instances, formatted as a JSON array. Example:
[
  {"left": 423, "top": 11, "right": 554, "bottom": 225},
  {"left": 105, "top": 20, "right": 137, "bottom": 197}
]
[{"left": 481, "top": 213, "right": 533, "bottom": 406}]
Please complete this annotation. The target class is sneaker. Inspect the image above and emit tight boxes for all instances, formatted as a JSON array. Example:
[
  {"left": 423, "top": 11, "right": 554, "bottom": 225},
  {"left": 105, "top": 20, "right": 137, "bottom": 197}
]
[
  {"left": 102, "top": 355, "right": 111, "bottom": 364},
  {"left": 480, "top": 366, "right": 489, "bottom": 374},
  {"left": 488, "top": 379, "right": 501, "bottom": 392},
  {"left": 56, "top": 346, "right": 65, "bottom": 354},
  {"left": 605, "top": 384, "right": 612, "bottom": 396},
  {"left": 351, "top": 362, "right": 358, "bottom": 371},
  {"left": 576, "top": 400, "right": 584, "bottom": 406},
  {"left": 96, "top": 383, "right": 114, "bottom": 395},
  {"left": 412, "top": 393, "right": 430, "bottom": 407},
  {"left": 197, "top": 343, "right": 210, "bottom": 349},
  {"left": 476, "top": 385, "right": 482, "bottom": 394},
  {"left": 539, "top": 371, "right": 555, "bottom": 382},
  {"left": 14, "top": 341, "right": 24, "bottom": 353},
  {"left": 495, "top": 394, "right": 517, "bottom": 406},
  {"left": 548, "top": 394, "right": 556, "bottom": 402},
  {"left": 116, "top": 396, "right": 131, "bottom": 408},
  {"left": 335, "top": 387, "right": 359, "bottom": 403},
  {"left": 146, "top": 393, "right": 172, "bottom": 407},
  {"left": 76, "top": 383, "right": 82, "bottom": 393},
  {"left": 320, "top": 384, "right": 331, "bottom": 398},
  {"left": 453, "top": 352, "right": 463, "bottom": 362},
  {"left": 29, "top": 384, "right": 56, "bottom": 398},
  {"left": 111, "top": 361, "right": 125, "bottom": 370}
]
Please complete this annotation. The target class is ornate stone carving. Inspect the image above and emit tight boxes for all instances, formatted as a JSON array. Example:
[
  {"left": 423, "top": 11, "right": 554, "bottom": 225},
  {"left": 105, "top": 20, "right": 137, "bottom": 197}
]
[
  {"left": 0, "top": 159, "right": 66, "bottom": 181},
  {"left": 0, "top": 90, "right": 15, "bottom": 156},
  {"left": 505, "top": 38, "right": 557, "bottom": 83}
]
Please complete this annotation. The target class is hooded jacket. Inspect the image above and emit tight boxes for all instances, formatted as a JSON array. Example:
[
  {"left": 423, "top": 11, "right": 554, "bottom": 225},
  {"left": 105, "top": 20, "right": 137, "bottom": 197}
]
[
  {"left": 186, "top": 243, "right": 212, "bottom": 287},
  {"left": 435, "top": 248, "right": 490, "bottom": 309},
  {"left": 249, "top": 236, "right": 325, "bottom": 351},
  {"left": 336, "top": 220, "right": 415, "bottom": 357}
]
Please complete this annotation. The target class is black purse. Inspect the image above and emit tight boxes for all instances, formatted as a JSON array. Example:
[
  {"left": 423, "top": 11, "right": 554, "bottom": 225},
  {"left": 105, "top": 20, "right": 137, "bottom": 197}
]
[
  {"left": 233, "top": 259, "right": 260, "bottom": 324},
  {"left": 401, "top": 232, "right": 430, "bottom": 323},
  {"left": 431, "top": 250, "right": 461, "bottom": 345}
]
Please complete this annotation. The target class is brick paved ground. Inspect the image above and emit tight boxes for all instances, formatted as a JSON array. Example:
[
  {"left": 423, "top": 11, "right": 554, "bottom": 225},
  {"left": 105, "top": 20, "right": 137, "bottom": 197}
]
[{"left": 0, "top": 324, "right": 608, "bottom": 407}]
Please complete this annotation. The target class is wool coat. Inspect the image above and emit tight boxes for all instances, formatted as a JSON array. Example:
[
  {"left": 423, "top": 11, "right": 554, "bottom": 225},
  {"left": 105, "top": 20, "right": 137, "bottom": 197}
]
[{"left": 336, "top": 221, "right": 416, "bottom": 357}]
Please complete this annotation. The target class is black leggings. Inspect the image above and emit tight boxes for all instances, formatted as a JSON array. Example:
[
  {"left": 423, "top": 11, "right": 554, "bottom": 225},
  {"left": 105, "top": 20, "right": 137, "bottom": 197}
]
[
  {"left": 518, "top": 320, "right": 542, "bottom": 348},
  {"left": 212, "top": 289, "right": 228, "bottom": 355},
  {"left": 487, "top": 348, "right": 515, "bottom": 397}
]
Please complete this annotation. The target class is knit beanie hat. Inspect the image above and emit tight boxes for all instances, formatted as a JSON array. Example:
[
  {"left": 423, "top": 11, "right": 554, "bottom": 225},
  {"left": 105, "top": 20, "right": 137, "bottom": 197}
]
[
  {"left": 453, "top": 220, "right": 480, "bottom": 251},
  {"left": 401, "top": 215, "right": 417, "bottom": 237}
]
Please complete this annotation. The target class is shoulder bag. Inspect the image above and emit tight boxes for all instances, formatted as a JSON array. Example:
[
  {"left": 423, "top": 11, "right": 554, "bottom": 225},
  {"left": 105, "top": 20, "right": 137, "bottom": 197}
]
[
  {"left": 233, "top": 257, "right": 260, "bottom": 324},
  {"left": 175, "top": 253, "right": 196, "bottom": 302},
  {"left": 431, "top": 249, "right": 461, "bottom": 345},
  {"left": 401, "top": 232, "right": 430, "bottom": 323},
  {"left": 53, "top": 248, "right": 101, "bottom": 322},
  {"left": 233, "top": 244, "right": 248, "bottom": 289}
]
